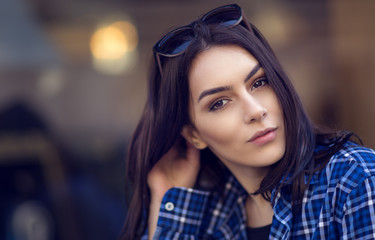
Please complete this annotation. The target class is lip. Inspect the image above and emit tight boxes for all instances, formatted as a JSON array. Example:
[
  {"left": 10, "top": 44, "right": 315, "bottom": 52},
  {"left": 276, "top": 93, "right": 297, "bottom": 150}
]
[{"left": 248, "top": 127, "right": 278, "bottom": 146}]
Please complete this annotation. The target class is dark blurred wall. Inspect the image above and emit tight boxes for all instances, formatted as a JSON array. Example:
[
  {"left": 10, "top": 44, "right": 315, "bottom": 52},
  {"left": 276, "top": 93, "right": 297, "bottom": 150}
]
[{"left": 330, "top": 0, "right": 375, "bottom": 147}]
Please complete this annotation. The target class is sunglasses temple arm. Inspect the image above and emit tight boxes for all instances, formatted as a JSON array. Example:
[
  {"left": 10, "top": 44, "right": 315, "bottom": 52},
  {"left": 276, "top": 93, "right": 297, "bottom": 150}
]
[
  {"left": 241, "top": 10, "right": 253, "bottom": 34},
  {"left": 154, "top": 51, "right": 164, "bottom": 79}
]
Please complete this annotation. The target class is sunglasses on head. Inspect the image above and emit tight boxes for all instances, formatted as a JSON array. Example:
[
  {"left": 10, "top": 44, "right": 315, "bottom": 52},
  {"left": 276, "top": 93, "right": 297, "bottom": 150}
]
[{"left": 153, "top": 4, "right": 253, "bottom": 77}]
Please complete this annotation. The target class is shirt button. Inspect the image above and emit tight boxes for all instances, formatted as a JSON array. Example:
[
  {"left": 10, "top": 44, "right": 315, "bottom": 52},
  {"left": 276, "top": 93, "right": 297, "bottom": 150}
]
[
  {"left": 213, "top": 209, "right": 220, "bottom": 216},
  {"left": 165, "top": 202, "right": 174, "bottom": 211}
]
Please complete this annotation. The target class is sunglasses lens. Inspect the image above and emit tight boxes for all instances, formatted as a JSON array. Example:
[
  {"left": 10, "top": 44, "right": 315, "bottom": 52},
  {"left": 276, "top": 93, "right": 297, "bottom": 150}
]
[
  {"left": 153, "top": 4, "right": 248, "bottom": 76},
  {"left": 156, "top": 28, "right": 194, "bottom": 55},
  {"left": 203, "top": 6, "right": 242, "bottom": 27}
]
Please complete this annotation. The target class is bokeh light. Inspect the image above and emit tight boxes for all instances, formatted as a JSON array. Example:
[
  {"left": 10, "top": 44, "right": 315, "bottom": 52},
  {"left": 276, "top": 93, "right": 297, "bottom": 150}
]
[{"left": 90, "top": 20, "right": 139, "bottom": 75}]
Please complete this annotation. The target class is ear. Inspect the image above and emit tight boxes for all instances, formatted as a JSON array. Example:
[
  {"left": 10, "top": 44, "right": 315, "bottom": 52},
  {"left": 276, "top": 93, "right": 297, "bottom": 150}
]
[{"left": 181, "top": 125, "right": 208, "bottom": 150}]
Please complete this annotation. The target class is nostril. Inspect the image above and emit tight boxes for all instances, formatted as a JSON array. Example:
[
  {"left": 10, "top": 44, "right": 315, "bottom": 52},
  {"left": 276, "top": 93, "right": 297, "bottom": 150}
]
[
  {"left": 260, "top": 111, "right": 267, "bottom": 120},
  {"left": 246, "top": 108, "right": 267, "bottom": 123}
]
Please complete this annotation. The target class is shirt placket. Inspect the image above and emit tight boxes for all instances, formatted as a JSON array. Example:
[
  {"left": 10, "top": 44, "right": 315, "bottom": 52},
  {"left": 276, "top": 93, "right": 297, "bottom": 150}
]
[{"left": 270, "top": 191, "right": 293, "bottom": 239}]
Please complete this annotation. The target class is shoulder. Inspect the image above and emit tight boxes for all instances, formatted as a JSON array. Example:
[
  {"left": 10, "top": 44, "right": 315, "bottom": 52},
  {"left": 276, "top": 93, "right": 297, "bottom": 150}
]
[
  {"left": 319, "top": 142, "right": 375, "bottom": 192},
  {"left": 329, "top": 142, "right": 375, "bottom": 177},
  {"left": 304, "top": 143, "right": 375, "bottom": 237}
]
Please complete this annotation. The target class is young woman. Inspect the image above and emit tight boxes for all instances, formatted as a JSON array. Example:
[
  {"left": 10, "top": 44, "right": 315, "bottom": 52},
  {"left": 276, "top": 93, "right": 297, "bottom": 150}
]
[{"left": 122, "top": 4, "right": 375, "bottom": 240}]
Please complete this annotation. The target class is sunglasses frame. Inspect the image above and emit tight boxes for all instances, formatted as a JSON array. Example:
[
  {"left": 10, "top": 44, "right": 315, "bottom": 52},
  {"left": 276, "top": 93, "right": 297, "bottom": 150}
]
[{"left": 153, "top": 4, "right": 253, "bottom": 78}]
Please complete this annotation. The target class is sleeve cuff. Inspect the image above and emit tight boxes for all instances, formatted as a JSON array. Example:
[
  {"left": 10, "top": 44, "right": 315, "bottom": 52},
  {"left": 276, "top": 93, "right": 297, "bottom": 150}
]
[{"left": 157, "top": 187, "right": 210, "bottom": 235}]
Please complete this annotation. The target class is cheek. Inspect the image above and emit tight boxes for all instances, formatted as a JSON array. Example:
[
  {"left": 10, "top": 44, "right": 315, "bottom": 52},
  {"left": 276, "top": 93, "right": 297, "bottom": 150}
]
[
  {"left": 193, "top": 112, "right": 241, "bottom": 146},
  {"left": 263, "top": 90, "right": 283, "bottom": 122}
]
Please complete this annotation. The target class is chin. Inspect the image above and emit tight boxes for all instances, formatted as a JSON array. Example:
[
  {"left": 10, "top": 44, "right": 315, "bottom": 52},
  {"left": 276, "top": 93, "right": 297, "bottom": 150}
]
[{"left": 258, "top": 141, "right": 285, "bottom": 166}]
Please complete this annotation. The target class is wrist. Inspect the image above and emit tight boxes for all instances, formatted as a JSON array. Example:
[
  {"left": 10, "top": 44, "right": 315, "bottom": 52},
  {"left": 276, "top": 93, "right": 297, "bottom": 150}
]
[{"left": 150, "top": 187, "right": 171, "bottom": 204}]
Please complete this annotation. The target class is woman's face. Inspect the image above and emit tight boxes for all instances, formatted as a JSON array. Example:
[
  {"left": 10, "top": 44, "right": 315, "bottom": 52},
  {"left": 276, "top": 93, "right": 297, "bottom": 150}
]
[{"left": 187, "top": 45, "right": 285, "bottom": 176}]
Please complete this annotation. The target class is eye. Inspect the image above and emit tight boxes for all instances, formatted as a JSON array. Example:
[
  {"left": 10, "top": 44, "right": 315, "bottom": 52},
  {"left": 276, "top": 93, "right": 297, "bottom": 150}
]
[
  {"left": 251, "top": 77, "right": 268, "bottom": 90},
  {"left": 209, "top": 99, "right": 230, "bottom": 112}
]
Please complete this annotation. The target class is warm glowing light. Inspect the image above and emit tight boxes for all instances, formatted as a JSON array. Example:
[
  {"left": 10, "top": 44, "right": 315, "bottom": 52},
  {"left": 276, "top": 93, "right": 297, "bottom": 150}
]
[
  {"left": 112, "top": 21, "right": 138, "bottom": 51},
  {"left": 90, "top": 20, "right": 139, "bottom": 75},
  {"left": 90, "top": 26, "right": 127, "bottom": 60}
]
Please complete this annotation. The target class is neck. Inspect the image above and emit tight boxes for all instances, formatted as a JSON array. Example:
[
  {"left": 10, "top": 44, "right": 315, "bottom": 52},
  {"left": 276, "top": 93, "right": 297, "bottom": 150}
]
[
  {"left": 225, "top": 163, "right": 270, "bottom": 194},
  {"left": 246, "top": 193, "right": 273, "bottom": 227},
  {"left": 222, "top": 162, "right": 274, "bottom": 227},
  {"left": 221, "top": 162, "right": 274, "bottom": 227}
]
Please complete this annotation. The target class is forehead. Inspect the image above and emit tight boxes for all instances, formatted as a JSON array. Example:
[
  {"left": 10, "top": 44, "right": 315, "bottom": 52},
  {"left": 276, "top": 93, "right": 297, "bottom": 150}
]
[{"left": 188, "top": 45, "right": 259, "bottom": 94}]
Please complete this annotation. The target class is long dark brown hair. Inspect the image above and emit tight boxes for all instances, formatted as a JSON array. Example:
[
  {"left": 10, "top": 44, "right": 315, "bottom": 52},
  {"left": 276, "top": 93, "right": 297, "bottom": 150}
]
[{"left": 121, "top": 17, "right": 354, "bottom": 240}]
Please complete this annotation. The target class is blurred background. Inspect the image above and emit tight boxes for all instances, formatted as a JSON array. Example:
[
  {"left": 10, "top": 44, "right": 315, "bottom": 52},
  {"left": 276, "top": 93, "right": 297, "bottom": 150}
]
[{"left": 0, "top": 0, "right": 374, "bottom": 239}]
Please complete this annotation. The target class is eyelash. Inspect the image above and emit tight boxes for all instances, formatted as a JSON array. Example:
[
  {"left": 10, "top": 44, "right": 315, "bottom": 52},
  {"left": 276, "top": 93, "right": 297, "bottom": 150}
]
[
  {"left": 208, "top": 77, "right": 269, "bottom": 112},
  {"left": 251, "top": 77, "right": 268, "bottom": 90}
]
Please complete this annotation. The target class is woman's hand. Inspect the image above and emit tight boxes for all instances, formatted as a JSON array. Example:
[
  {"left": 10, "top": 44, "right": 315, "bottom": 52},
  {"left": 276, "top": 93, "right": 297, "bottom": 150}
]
[
  {"left": 147, "top": 140, "right": 201, "bottom": 201},
  {"left": 147, "top": 140, "right": 200, "bottom": 240}
]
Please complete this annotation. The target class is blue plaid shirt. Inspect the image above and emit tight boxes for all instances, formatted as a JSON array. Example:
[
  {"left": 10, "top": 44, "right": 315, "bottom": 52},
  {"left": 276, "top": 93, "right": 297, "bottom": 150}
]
[{"left": 143, "top": 142, "right": 375, "bottom": 239}]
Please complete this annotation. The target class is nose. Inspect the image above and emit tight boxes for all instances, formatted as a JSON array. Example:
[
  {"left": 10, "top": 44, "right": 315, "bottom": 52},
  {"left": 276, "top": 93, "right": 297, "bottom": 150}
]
[{"left": 243, "top": 94, "right": 267, "bottom": 123}]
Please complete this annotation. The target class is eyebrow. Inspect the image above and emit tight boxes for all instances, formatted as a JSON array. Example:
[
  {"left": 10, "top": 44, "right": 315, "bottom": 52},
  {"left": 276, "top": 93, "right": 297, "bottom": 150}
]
[
  {"left": 197, "top": 63, "right": 261, "bottom": 102},
  {"left": 244, "top": 63, "right": 261, "bottom": 83}
]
